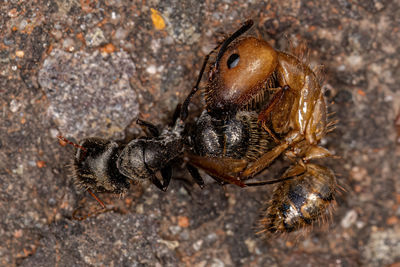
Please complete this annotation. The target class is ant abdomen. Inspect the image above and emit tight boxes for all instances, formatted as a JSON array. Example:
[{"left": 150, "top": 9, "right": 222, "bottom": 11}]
[
  {"left": 72, "top": 138, "right": 130, "bottom": 194},
  {"left": 261, "top": 164, "right": 336, "bottom": 234},
  {"left": 190, "top": 110, "right": 276, "bottom": 161}
]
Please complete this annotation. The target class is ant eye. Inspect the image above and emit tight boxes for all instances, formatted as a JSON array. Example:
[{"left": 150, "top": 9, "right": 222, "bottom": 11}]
[{"left": 227, "top": 53, "right": 240, "bottom": 69}]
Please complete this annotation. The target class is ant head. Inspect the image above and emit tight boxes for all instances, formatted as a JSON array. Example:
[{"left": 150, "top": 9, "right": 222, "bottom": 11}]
[{"left": 206, "top": 21, "right": 278, "bottom": 117}]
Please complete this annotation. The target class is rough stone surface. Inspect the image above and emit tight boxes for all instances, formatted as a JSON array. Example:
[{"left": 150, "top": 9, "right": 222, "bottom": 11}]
[
  {"left": 39, "top": 49, "right": 138, "bottom": 140},
  {"left": 1, "top": 0, "right": 399, "bottom": 266}
]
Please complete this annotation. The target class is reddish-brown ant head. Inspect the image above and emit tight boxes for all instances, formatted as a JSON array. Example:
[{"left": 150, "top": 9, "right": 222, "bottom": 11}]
[{"left": 206, "top": 36, "right": 278, "bottom": 117}]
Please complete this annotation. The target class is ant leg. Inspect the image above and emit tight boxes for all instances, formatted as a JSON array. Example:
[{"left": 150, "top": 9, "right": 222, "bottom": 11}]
[
  {"left": 87, "top": 188, "right": 106, "bottom": 209},
  {"left": 245, "top": 164, "right": 306, "bottom": 186},
  {"left": 186, "top": 154, "right": 247, "bottom": 187},
  {"left": 240, "top": 142, "right": 289, "bottom": 179},
  {"left": 257, "top": 85, "right": 290, "bottom": 143},
  {"left": 186, "top": 164, "right": 205, "bottom": 188},
  {"left": 170, "top": 103, "right": 182, "bottom": 126},
  {"left": 160, "top": 165, "right": 172, "bottom": 190},
  {"left": 188, "top": 163, "right": 228, "bottom": 187},
  {"left": 72, "top": 206, "right": 108, "bottom": 221},
  {"left": 258, "top": 85, "right": 290, "bottom": 120},
  {"left": 136, "top": 118, "right": 160, "bottom": 137},
  {"left": 180, "top": 53, "right": 210, "bottom": 121},
  {"left": 72, "top": 189, "right": 109, "bottom": 220},
  {"left": 245, "top": 176, "right": 294, "bottom": 186},
  {"left": 210, "top": 175, "right": 228, "bottom": 186},
  {"left": 150, "top": 173, "right": 168, "bottom": 192}
]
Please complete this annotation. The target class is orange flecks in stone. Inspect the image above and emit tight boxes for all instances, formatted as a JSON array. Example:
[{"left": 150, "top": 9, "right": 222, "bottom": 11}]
[
  {"left": 8, "top": 8, "right": 19, "bottom": 18},
  {"left": 97, "top": 18, "right": 109, "bottom": 27},
  {"left": 308, "top": 25, "right": 316, "bottom": 32},
  {"left": 76, "top": 32, "right": 86, "bottom": 45},
  {"left": 354, "top": 185, "right": 362, "bottom": 193},
  {"left": 36, "top": 160, "right": 46, "bottom": 168},
  {"left": 178, "top": 216, "right": 190, "bottom": 228},
  {"left": 58, "top": 138, "right": 67, "bottom": 147},
  {"left": 141, "top": 113, "right": 151, "bottom": 120},
  {"left": 16, "top": 50, "right": 24, "bottom": 58},
  {"left": 20, "top": 117, "right": 26, "bottom": 124},
  {"left": 124, "top": 197, "right": 133, "bottom": 206},
  {"left": 151, "top": 8, "right": 166, "bottom": 30},
  {"left": 285, "top": 241, "right": 294, "bottom": 247},
  {"left": 386, "top": 216, "right": 398, "bottom": 225},
  {"left": 12, "top": 26, "right": 18, "bottom": 31},
  {"left": 80, "top": 0, "right": 96, "bottom": 13},
  {"left": 46, "top": 43, "right": 54, "bottom": 54},
  {"left": 357, "top": 89, "right": 366, "bottom": 96},
  {"left": 22, "top": 23, "right": 35, "bottom": 35},
  {"left": 101, "top": 43, "right": 116, "bottom": 53},
  {"left": 60, "top": 201, "right": 70, "bottom": 210},
  {"left": 14, "top": 229, "right": 23, "bottom": 238}
]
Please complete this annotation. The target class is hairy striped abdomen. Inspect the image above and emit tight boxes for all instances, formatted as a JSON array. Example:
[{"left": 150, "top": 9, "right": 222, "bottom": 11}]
[
  {"left": 191, "top": 110, "right": 275, "bottom": 161},
  {"left": 261, "top": 164, "right": 336, "bottom": 233}
]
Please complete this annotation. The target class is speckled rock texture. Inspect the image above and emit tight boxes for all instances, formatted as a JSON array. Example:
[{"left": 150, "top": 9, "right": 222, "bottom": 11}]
[
  {"left": 39, "top": 49, "right": 138, "bottom": 140},
  {"left": 1, "top": 0, "right": 399, "bottom": 266}
]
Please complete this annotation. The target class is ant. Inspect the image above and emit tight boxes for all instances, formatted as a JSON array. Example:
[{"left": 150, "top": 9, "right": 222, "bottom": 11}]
[
  {"left": 59, "top": 20, "right": 337, "bottom": 234},
  {"left": 57, "top": 45, "right": 212, "bottom": 219},
  {"left": 182, "top": 20, "right": 338, "bottom": 234},
  {"left": 58, "top": 22, "right": 262, "bottom": 206}
]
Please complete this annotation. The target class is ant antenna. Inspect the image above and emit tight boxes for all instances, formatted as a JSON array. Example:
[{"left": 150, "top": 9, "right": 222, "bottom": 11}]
[
  {"left": 213, "top": 20, "right": 254, "bottom": 71},
  {"left": 57, "top": 134, "right": 87, "bottom": 157},
  {"left": 180, "top": 20, "right": 254, "bottom": 121}
]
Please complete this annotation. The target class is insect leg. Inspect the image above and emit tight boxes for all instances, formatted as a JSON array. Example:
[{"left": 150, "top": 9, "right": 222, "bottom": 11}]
[
  {"left": 240, "top": 142, "right": 289, "bottom": 179},
  {"left": 180, "top": 52, "right": 210, "bottom": 121},
  {"left": 258, "top": 85, "right": 289, "bottom": 122},
  {"left": 170, "top": 103, "right": 182, "bottom": 126},
  {"left": 160, "top": 165, "right": 172, "bottom": 190},
  {"left": 245, "top": 164, "right": 306, "bottom": 186},
  {"left": 186, "top": 154, "right": 247, "bottom": 187},
  {"left": 186, "top": 164, "right": 205, "bottom": 188},
  {"left": 136, "top": 118, "right": 160, "bottom": 137},
  {"left": 87, "top": 188, "right": 106, "bottom": 209},
  {"left": 150, "top": 173, "right": 168, "bottom": 192}
]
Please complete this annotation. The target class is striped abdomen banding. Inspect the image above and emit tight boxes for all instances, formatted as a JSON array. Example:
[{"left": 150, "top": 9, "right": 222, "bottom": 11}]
[{"left": 261, "top": 164, "right": 336, "bottom": 233}]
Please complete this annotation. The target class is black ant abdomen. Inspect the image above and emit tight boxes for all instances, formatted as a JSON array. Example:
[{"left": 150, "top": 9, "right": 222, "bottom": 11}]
[
  {"left": 72, "top": 138, "right": 130, "bottom": 195},
  {"left": 65, "top": 117, "right": 187, "bottom": 203},
  {"left": 188, "top": 110, "right": 276, "bottom": 161},
  {"left": 260, "top": 164, "right": 337, "bottom": 233}
]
